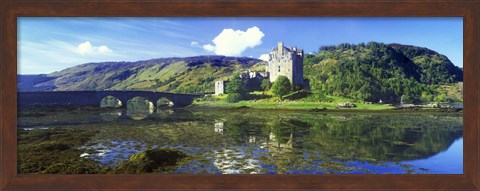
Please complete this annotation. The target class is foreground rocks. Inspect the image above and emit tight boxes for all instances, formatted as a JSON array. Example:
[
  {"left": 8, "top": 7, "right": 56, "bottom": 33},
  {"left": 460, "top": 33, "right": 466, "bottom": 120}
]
[{"left": 113, "top": 148, "right": 188, "bottom": 173}]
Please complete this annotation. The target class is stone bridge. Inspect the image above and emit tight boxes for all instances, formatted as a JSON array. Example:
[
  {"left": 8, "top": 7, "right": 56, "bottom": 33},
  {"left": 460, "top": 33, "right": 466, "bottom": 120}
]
[{"left": 17, "top": 91, "right": 204, "bottom": 108}]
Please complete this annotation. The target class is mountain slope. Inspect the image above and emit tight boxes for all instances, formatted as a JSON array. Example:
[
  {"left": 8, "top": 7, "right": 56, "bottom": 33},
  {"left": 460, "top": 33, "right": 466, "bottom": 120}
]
[
  {"left": 389, "top": 43, "right": 463, "bottom": 84},
  {"left": 304, "top": 42, "right": 462, "bottom": 102},
  {"left": 18, "top": 56, "right": 262, "bottom": 93}
]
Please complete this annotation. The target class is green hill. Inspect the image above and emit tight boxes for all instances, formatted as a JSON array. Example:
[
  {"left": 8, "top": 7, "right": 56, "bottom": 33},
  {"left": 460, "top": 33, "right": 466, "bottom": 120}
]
[
  {"left": 18, "top": 56, "right": 262, "bottom": 93},
  {"left": 304, "top": 42, "right": 462, "bottom": 103}
]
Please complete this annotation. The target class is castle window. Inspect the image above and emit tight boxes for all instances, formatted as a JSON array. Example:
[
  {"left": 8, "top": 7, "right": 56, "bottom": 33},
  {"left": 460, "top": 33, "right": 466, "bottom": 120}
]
[{"left": 278, "top": 66, "right": 281, "bottom": 72}]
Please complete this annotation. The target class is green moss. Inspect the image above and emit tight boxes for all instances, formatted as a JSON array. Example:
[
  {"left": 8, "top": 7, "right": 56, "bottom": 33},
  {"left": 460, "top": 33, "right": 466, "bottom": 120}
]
[
  {"left": 17, "top": 128, "right": 101, "bottom": 174},
  {"left": 113, "top": 148, "right": 188, "bottom": 173},
  {"left": 318, "top": 161, "right": 355, "bottom": 173}
]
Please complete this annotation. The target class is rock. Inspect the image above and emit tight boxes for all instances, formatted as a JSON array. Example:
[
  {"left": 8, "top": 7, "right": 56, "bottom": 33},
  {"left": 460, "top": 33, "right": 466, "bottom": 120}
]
[
  {"left": 113, "top": 148, "right": 188, "bottom": 173},
  {"left": 337, "top": 102, "right": 356, "bottom": 108},
  {"left": 311, "top": 107, "right": 327, "bottom": 112}
]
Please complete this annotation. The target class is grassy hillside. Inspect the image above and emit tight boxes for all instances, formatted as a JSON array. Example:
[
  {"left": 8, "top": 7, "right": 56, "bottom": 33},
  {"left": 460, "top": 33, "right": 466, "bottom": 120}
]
[
  {"left": 17, "top": 74, "right": 56, "bottom": 92},
  {"left": 19, "top": 56, "right": 262, "bottom": 93}
]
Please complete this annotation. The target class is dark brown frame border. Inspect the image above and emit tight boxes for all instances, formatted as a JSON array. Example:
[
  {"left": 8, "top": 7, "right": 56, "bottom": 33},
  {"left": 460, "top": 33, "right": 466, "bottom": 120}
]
[{"left": 1, "top": 0, "right": 479, "bottom": 190}]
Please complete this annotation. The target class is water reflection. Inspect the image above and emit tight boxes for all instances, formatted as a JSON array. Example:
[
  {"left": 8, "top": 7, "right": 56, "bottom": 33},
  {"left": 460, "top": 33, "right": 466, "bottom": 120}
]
[
  {"left": 213, "top": 147, "right": 262, "bottom": 174},
  {"left": 157, "top": 109, "right": 174, "bottom": 119},
  {"left": 93, "top": 108, "right": 463, "bottom": 173},
  {"left": 126, "top": 97, "right": 154, "bottom": 120},
  {"left": 98, "top": 98, "right": 193, "bottom": 122},
  {"left": 214, "top": 120, "right": 224, "bottom": 134},
  {"left": 18, "top": 105, "right": 463, "bottom": 174},
  {"left": 100, "top": 110, "right": 122, "bottom": 121}
]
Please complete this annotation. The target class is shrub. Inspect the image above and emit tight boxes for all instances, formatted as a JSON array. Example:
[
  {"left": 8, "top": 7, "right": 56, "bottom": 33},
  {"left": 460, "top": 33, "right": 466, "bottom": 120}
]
[
  {"left": 226, "top": 93, "right": 243, "bottom": 103},
  {"left": 271, "top": 76, "right": 292, "bottom": 99},
  {"left": 261, "top": 79, "right": 272, "bottom": 91}
]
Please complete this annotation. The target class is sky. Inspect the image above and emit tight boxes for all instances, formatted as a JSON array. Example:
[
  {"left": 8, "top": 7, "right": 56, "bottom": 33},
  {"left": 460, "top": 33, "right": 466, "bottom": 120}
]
[{"left": 18, "top": 17, "right": 463, "bottom": 74}]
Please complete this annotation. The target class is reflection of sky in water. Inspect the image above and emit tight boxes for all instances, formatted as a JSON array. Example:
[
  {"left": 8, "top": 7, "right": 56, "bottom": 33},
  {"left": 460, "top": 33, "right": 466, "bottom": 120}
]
[
  {"left": 81, "top": 137, "right": 463, "bottom": 174},
  {"left": 79, "top": 140, "right": 147, "bottom": 167},
  {"left": 403, "top": 137, "right": 463, "bottom": 174}
]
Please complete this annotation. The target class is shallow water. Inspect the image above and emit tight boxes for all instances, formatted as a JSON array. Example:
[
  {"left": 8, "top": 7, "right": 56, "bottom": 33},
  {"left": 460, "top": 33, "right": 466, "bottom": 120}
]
[{"left": 18, "top": 106, "right": 463, "bottom": 174}]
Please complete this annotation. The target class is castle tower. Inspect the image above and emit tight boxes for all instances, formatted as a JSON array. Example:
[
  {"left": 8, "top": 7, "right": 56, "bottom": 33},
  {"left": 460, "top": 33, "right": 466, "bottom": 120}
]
[
  {"left": 267, "top": 42, "right": 304, "bottom": 87},
  {"left": 278, "top": 41, "right": 284, "bottom": 55}
]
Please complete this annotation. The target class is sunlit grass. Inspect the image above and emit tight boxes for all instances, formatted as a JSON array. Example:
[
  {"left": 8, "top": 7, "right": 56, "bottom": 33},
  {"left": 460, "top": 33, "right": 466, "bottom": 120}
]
[{"left": 194, "top": 91, "right": 394, "bottom": 110}]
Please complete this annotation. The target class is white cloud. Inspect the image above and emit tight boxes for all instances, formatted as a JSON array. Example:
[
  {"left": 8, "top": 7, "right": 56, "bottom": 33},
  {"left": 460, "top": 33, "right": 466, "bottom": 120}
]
[
  {"left": 98, "top": 45, "right": 112, "bottom": 53},
  {"left": 190, "top": 41, "right": 199, "bottom": 47},
  {"left": 203, "top": 26, "right": 265, "bottom": 56},
  {"left": 77, "top": 41, "right": 93, "bottom": 55},
  {"left": 259, "top": 54, "right": 270, "bottom": 61},
  {"left": 77, "top": 41, "right": 112, "bottom": 55},
  {"left": 202, "top": 44, "right": 215, "bottom": 52}
]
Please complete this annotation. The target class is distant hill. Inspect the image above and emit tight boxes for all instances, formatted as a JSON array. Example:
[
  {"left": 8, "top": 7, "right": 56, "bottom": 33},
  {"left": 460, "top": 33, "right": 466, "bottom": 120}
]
[
  {"left": 18, "top": 42, "right": 462, "bottom": 103},
  {"left": 304, "top": 42, "right": 463, "bottom": 102},
  {"left": 17, "top": 74, "right": 56, "bottom": 92},
  {"left": 18, "top": 56, "right": 263, "bottom": 93}
]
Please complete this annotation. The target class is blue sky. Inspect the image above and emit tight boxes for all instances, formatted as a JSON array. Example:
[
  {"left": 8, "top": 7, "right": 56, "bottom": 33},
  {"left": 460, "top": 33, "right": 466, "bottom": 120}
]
[{"left": 18, "top": 17, "right": 463, "bottom": 74}]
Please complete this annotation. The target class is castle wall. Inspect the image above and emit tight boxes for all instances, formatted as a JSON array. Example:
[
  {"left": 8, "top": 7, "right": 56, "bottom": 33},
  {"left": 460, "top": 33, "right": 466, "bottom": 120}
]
[
  {"left": 291, "top": 52, "right": 304, "bottom": 87},
  {"left": 268, "top": 55, "right": 293, "bottom": 84},
  {"left": 268, "top": 42, "right": 304, "bottom": 87},
  {"left": 215, "top": 80, "right": 226, "bottom": 95}
]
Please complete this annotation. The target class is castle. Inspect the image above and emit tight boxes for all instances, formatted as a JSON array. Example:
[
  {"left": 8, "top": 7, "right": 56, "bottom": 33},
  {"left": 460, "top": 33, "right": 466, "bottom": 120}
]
[
  {"left": 266, "top": 41, "right": 307, "bottom": 87},
  {"left": 215, "top": 42, "right": 308, "bottom": 95}
]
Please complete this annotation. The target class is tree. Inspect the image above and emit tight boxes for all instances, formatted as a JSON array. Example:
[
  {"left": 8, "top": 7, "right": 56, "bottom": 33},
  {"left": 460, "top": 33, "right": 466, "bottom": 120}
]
[
  {"left": 271, "top": 76, "right": 292, "bottom": 99},
  {"left": 225, "top": 74, "right": 245, "bottom": 103},
  {"left": 226, "top": 75, "right": 244, "bottom": 94},
  {"left": 421, "top": 91, "right": 434, "bottom": 103},
  {"left": 261, "top": 79, "right": 272, "bottom": 91},
  {"left": 434, "top": 93, "right": 447, "bottom": 103}
]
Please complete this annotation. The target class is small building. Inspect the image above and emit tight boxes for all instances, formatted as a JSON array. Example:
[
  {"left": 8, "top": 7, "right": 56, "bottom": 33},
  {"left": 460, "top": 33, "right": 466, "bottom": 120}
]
[{"left": 215, "top": 80, "right": 228, "bottom": 95}]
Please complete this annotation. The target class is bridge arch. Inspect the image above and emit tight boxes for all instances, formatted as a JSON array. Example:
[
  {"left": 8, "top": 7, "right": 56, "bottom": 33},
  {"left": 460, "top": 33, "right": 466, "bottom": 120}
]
[
  {"left": 157, "top": 97, "right": 174, "bottom": 108},
  {"left": 126, "top": 96, "right": 155, "bottom": 120},
  {"left": 127, "top": 96, "right": 155, "bottom": 109},
  {"left": 100, "top": 95, "right": 123, "bottom": 108}
]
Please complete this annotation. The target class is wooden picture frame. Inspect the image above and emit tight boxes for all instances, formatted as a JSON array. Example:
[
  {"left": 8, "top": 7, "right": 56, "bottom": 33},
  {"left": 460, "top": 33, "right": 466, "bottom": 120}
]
[{"left": 1, "top": 0, "right": 478, "bottom": 190}]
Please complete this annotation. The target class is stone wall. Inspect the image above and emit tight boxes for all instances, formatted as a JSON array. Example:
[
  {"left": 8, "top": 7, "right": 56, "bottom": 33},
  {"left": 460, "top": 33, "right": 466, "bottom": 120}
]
[
  {"left": 215, "top": 81, "right": 227, "bottom": 95},
  {"left": 267, "top": 42, "right": 304, "bottom": 87}
]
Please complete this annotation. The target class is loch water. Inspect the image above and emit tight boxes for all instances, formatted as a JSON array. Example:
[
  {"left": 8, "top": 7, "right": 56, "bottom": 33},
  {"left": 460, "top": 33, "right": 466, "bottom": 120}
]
[{"left": 17, "top": 104, "right": 463, "bottom": 174}]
